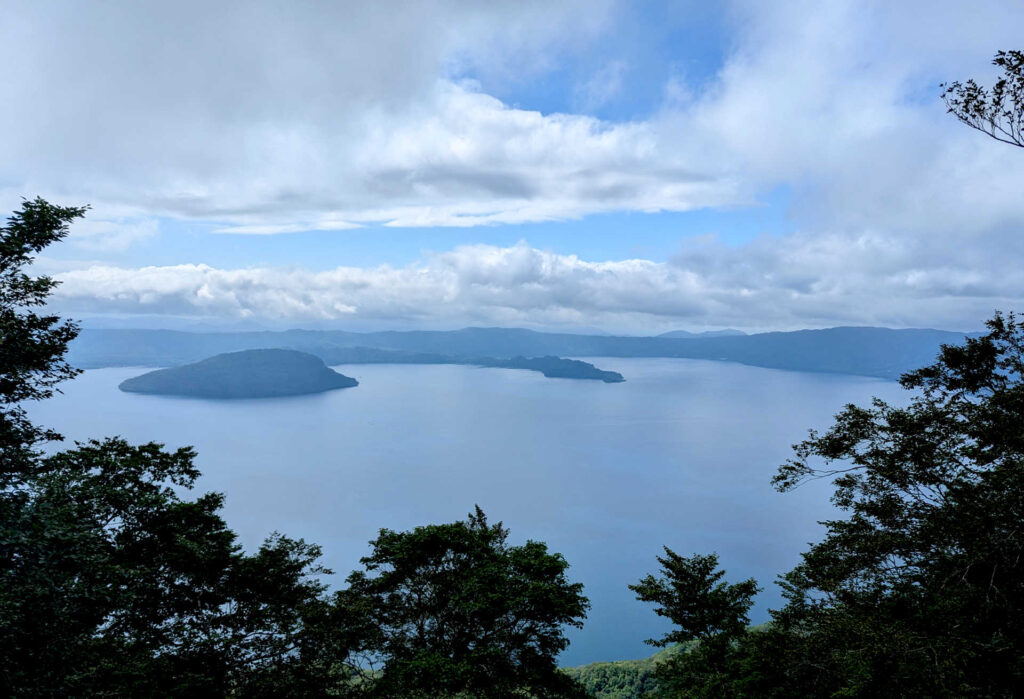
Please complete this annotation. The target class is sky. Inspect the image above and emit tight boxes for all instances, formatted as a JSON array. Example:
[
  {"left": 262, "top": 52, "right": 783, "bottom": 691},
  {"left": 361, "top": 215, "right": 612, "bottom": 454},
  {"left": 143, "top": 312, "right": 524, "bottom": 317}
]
[{"left": 4, "top": 0, "right": 1024, "bottom": 334}]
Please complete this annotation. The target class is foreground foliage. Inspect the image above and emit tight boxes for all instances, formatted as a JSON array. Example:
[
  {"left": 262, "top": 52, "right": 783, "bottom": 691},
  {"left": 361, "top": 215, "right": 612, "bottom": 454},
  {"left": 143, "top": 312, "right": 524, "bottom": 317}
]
[
  {"left": 0, "top": 198, "right": 85, "bottom": 475},
  {"left": 0, "top": 200, "right": 353, "bottom": 695},
  {"left": 345, "top": 507, "right": 590, "bottom": 698},
  {"left": 2, "top": 439, "right": 350, "bottom": 696},
  {"left": 771, "top": 312, "right": 1024, "bottom": 695},
  {"left": 631, "top": 552, "right": 758, "bottom": 696},
  {"left": 631, "top": 49, "right": 1024, "bottom": 699},
  {"left": 0, "top": 199, "right": 590, "bottom": 696},
  {"left": 636, "top": 312, "right": 1024, "bottom": 697}
]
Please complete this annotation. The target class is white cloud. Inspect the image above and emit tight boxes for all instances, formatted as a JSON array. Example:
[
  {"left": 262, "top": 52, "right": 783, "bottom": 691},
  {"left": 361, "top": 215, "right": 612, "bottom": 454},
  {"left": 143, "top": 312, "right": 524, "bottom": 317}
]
[
  {"left": 343, "top": 82, "right": 738, "bottom": 226},
  {"left": 3, "top": 0, "right": 1023, "bottom": 238},
  {"left": 2, "top": 75, "right": 732, "bottom": 228},
  {"left": 48, "top": 236, "right": 1020, "bottom": 332},
  {"left": 8, "top": 0, "right": 1024, "bottom": 331},
  {"left": 1, "top": 0, "right": 639, "bottom": 228},
  {"left": 676, "top": 0, "right": 1024, "bottom": 237}
]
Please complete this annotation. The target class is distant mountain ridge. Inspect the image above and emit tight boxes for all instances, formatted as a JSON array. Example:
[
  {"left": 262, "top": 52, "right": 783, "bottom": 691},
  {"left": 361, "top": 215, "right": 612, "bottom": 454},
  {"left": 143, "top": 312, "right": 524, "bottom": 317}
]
[
  {"left": 657, "top": 328, "right": 746, "bottom": 339},
  {"left": 71, "top": 325, "right": 978, "bottom": 380}
]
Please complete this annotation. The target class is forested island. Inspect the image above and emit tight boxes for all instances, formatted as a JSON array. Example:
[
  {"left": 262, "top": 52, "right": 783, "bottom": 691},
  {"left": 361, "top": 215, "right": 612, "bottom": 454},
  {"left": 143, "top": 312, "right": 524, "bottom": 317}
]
[
  {"left": 112, "top": 342, "right": 626, "bottom": 389},
  {"left": 480, "top": 356, "right": 624, "bottom": 382},
  {"left": 119, "top": 349, "right": 358, "bottom": 398}
]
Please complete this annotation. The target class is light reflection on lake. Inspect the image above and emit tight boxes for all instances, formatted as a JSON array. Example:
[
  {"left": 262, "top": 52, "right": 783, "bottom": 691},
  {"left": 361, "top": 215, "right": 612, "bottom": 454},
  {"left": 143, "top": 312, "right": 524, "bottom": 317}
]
[{"left": 29, "top": 358, "right": 906, "bottom": 665}]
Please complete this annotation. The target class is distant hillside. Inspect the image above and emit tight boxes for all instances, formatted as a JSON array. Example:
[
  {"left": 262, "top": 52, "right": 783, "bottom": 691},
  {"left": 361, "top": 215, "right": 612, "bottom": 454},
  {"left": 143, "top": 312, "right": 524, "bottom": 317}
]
[
  {"left": 119, "top": 349, "right": 358, "bottom": 399},
  {"left": 561, "top": 645, "right": 683, "bottom": 698},
  {"left": 563, "top": 627, "right": 774, "bottom": 697},
  {"left": 309, "top": 346, "right": 453, "bottom": 365},
  {"left": 657, "top": 328, "right": 746, "bottom": 339},
  {"left": 72, "top": 324, "right": 976, "bottom": 380}
]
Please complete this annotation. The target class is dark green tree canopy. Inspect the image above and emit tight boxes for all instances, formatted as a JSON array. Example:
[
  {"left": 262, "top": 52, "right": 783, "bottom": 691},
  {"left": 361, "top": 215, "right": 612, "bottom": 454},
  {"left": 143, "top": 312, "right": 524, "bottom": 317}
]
[
  {"left": 0, "top": 199, "right": 594, "bottom": 696},
  {"left": 2, "top": 438, "right": 351, "bottom": 697},
  {"left": 766, "top": 312, "right": 1024, "bottom": 695},
  {"left": 631, "top": 550, "right": 758, "bottom": 648},
  {"left": 0, "top": 198, "right": 86, "bottom": 475},
  {"left": 631, "top": 49, "right": 1024, "bottom": 698},
  {"left": 344, "top": 506, "right": 590, "bottom": 698},
  {"left": 639, "top": 313, "right": 1024, "bottom": 697},
  {"left": 0, "top": 200, "right": 357, "bottom": 697},
  {"left": 631, "top": 552, "right": 758, "bottom": 698}
]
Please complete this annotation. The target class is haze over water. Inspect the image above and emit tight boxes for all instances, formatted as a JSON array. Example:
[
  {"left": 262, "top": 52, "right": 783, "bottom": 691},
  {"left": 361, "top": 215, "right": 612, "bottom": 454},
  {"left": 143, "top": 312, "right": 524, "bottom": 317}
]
[{"left": 30, "top": 358, "right": 906, "bottom": 665}]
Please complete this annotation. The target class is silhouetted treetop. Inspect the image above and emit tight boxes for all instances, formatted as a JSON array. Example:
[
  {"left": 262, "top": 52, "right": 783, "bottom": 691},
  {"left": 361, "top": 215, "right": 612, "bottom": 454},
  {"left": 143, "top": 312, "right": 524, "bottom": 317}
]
[{"left": 943, "top": 50, "right": 1024, "bottom": 148}]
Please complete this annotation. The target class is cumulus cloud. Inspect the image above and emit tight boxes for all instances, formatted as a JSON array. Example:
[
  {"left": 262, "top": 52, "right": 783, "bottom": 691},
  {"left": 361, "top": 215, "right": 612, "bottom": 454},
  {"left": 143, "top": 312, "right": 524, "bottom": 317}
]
[
  {"left": 677, "top": 0, "right": 1024, "bottom": 237},
  {"left": 4, "top": 0, "right": 1023, "bottom": 237},
  {"left": 49, "top": 236, "right": 1018, "bottom": 332},
  {"left": 8, "top": 0, "right": 1024, "bottom": 330},
  {"left": 345, "top": 83, "right": 738, "bottom": 227},
  {"left": 2, "top": 0, "right": 652, "bottom": 228}
]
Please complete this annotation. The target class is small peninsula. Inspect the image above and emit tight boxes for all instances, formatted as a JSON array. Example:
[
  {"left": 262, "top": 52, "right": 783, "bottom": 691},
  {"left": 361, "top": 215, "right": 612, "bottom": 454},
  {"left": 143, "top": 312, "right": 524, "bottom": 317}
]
[
  {"left": 119, "top": 349, "right": 359, "bottom": 399},
  {"left": 481, "top": 356, "right": 625, "bottom": 383}
]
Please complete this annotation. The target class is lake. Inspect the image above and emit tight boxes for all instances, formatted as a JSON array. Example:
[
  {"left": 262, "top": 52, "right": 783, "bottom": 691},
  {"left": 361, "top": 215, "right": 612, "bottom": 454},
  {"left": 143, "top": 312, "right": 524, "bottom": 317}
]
[{"left": 28, "top": 358, "right": 906, "bottom": 666}]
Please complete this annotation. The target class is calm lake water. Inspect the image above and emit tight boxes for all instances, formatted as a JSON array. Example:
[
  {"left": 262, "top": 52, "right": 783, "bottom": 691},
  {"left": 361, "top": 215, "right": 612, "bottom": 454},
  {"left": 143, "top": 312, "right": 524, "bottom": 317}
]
[{"left": 28, "top": 358, "right": 906, "bottom": 665}]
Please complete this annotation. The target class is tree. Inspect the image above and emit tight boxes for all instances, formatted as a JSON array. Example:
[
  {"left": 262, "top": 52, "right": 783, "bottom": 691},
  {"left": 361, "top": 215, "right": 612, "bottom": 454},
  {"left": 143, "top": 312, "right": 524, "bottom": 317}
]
[
  {"left": 632, "top": 550, "right": 759, "bottom": 648},
  {"left": 0, "top": 198, "right": 86, "bottom": 478},
  {"left": 638, "top": 314, "right": 1024, "bottom": 697},
  {"left": 0, "top": 439, "right": 360, "bottom": 697},
  {"left": 942, "top": 50, "right": 1024, "bottom": 148},
  {"left": 0, "top": 200, "right": 358, "bottom": 697},
  {"left": 765, "top": 312, "right": 1024, "bottom": 696},
  {"left": 0, "top": 198, "right": 594, "bottom": 696},
  {"left": 630, "top": 551, "right": 758, "bottom": 698},
  {"left": 344, "top": 506, "right": 590, "bottom": 698},
  {"left": 630, "top": 52, "right": 1024, "bottom": 698}
]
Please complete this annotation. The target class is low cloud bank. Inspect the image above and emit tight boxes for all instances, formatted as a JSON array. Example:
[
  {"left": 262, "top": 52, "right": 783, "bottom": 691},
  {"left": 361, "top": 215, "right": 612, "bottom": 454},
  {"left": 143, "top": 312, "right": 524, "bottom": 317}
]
[{"left": 50, "top": 236, "right": 1013, "bottom": 332}]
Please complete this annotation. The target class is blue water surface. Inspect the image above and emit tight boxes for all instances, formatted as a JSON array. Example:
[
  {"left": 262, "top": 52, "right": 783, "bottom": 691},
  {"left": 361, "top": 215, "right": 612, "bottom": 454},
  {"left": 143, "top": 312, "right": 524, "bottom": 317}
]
[{"left": 28, "top": 358, "right": 906, "bottom": 665}]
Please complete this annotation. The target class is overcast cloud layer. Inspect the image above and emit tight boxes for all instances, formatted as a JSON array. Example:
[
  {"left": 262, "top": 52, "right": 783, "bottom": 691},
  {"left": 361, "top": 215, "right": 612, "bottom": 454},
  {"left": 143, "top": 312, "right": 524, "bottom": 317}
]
[{"left": 6, "top": 0, "right": 1024, "bottom": 331}]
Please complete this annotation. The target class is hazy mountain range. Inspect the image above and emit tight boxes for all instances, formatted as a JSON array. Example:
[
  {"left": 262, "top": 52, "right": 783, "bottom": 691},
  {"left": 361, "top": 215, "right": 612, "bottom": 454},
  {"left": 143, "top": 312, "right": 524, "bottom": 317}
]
[
  {"left": 68, "top": 325, "right": 977, "bottom": 380},
  {"left": 656, "top": 329, "right": 746, "bottom": 339}
]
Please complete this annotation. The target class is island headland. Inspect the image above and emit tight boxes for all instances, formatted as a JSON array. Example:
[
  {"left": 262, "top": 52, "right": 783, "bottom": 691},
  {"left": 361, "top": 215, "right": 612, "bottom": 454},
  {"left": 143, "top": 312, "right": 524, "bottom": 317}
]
[{"left": 119, "top": 349, "right": 359, "bottom": 399}]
